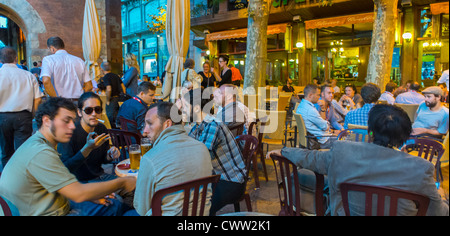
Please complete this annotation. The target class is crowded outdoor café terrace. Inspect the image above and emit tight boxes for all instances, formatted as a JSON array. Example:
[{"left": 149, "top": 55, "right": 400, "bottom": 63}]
[{"left": 0, "top": 34, "right": 449, "bottom": 217}]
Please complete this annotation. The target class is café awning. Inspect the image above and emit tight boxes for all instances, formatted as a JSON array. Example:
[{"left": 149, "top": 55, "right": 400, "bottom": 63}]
[
  {"left": 206, "top": 23, "right": 289, "bottom": 42},
  {"left": 430, "top": 2, "right": 449, "bottom": 15},
  {"left": 305, "top": 12, "right": 375, "bottom": 30}
]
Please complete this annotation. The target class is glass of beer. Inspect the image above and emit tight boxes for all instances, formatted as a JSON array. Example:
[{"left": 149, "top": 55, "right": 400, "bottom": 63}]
[
  {"left": 129, "top": 144, "right": 141, "bottom": 171},
  {"left": 141, "top": 138, "right": 152, "bottom": 156}
]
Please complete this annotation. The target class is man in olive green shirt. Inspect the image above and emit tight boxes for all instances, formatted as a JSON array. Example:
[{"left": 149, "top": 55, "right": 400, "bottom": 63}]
[{"left": 0, "top": 97, "right": 136, "bottom": 216}]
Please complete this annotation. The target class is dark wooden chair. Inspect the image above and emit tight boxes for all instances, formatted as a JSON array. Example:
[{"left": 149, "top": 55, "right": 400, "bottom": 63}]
[
  {"left": 270, "top": 153, "right": 325, "bottom": 216},
  {"left": 233, "top": 135, "right": 259, "bottom": 212},
  {"left": 228, "top": 122, "right": 245, "bottom": 138},
  {"left": 340, "top": 183, "right": 430, "bottom": 216},
  {"left": 107, "top": 129, "right": 142, "bottom": 165},
  {"left": 401, "top": 138, "right": 445, "bottom": 185},
  {"left": 119, "top": 117, "right": 139, "bottom": 133},
  {"left": 337, "top": 129, "right": 372, "bottom": 143},
  {"left": 151, "top": 175, "right": 221, "bottom": 216},
  {"left": 248, "top": 119, "right": 269, "bottom": 189}
]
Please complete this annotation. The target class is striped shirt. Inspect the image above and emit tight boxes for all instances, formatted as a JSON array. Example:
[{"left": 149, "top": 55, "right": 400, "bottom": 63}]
[
  {"left": 344, "top": 103, "right": 375, "bottom": 129},
  {"left": 189, "top": 115, "right": 246, "bottom": 184}
]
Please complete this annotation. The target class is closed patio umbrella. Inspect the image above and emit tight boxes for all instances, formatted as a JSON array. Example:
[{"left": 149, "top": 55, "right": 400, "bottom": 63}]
[
  {"left": 82, "top": 0, "right": 102, "bottom": 83},
  {"left": 161, "top": 0, "right": 190, "bottom": 101}
]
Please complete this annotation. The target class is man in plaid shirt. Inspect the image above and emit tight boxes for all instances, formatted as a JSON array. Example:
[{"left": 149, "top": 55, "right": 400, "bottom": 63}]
[
  {"left": 344, "top": 83, "right": 381, "bottom": 129},
  {"left": 182, "top": 89, "right": 247, "bottom": 215}
]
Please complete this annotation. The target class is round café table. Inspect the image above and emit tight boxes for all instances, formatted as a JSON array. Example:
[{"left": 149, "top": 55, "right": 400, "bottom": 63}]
[{"left": 114, "top": 159, "right": 139, "bottom": 178}]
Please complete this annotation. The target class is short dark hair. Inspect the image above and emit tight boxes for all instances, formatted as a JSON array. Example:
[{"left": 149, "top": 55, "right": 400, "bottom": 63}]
[
  {"left": 410, "top": 82, "right": 421, "bottom": 91},
  {"left": 0, "top": 47, "right": 17, "bottom": 64},
  {"left": 148, "top": 102, "right": 182, "bottom": 125},
  {"left": 78, "top": 92, "right": 103, "bottom": 110},
  {"left": 320, "top": 84, "right": 332, "bottom": 94},
  {"left": 47, "top": 37, "right": 65, "bottom": 49},
  {"left": 368, "top": 104, "right": 411, "bottom": 148},
  {"left": 385, "top": 82, "right": 398, "bottom": 93},
  {"left": 361, "top": 83, "right": 381, "bottom": 104},
  {"left": 219, "top": 55, "right": 229, "bottom": 64},
  {"left": 304, "top": 84, "right": 319, "bottom": 97},
  {"left": 137, "top": 81, "right": 156, "bottom": 94},
  {"left": 344, "top": 83, "right": 358, "bottom": 93},
  {"left": 183, "top": 88, "right": 213, "bottom": 122},
  {"left": 35, "top": 97, "right": 77, "bottom": 129}
]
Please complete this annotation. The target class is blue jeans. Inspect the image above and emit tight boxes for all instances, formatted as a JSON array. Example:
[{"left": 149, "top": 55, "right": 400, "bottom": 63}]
[{"left": 68, "top": 198, "right": 127, "bottom": 216}]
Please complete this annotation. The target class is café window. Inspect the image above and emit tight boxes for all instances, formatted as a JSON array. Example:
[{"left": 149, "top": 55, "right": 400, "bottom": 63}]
[
  {"left": 419, "top": 8, "right": 432, "bottom": 38},
  {"left": 144, "top": 55, "right": 157, "bottom": 76}
]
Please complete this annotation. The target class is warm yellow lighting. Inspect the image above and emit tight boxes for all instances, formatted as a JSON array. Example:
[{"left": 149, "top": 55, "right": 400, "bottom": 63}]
[
  {"left": 402, "top": 32, "right": 412, "bottom": 42},
  {"left": 240, "top": 61, "right": 244, "bottom": 66},
  {"left": 339, "top": 48, "right": 344, "bottom": 52},
  {"left": 206, "top": 50, "right": 210, "bottom": 55},
  {"left": 423, "top": 42, "right": 430, "bottom": 47},
  {"left": 296, "top": 42, "right": 304, "bottom": 48}
]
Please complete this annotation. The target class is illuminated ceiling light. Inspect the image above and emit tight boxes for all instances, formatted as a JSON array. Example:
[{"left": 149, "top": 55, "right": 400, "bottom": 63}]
[
  {"left": 339, "top": 47, "right": 344, "bottom": 52},
  {"left": 206, "top": 50, "right": 210, "bottom": 55},
  {"left": 402, "top": 32, "right": 412, "bottom": 42},
  {"left": 423, "top": 42, "right": 430, "bottom": 47},
  {"left": 296, "top": 42, "right": 304, "bottom": 48}
]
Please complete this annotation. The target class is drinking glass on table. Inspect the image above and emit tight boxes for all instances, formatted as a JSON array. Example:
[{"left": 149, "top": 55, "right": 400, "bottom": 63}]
[
  {"left": 141, "top": 138, "right": 152, "bottom": 156},
  {"left": 129, "top": 144, "right": 141, "bottom": 171}
]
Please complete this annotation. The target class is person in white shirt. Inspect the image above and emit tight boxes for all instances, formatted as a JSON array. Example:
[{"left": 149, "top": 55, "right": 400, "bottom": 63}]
[
  {"left": 41, "top": 37, "right": 93, "bottom": 101},
  {"left": 438, "top": 69, "right": 449, "bottom": 89},
  {"left": 0, "top": 47, "right": 44, "bottom": 168},
  {"left": 379, "top": 82, "right": 397, "bottom": 105}
]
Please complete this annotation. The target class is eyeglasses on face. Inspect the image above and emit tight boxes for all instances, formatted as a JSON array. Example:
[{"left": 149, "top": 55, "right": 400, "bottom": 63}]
[{"left": 83, "top": 106, "right": 103, "bottom": 115}]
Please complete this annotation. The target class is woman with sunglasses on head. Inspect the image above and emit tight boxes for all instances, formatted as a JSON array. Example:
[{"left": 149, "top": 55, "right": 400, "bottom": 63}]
[
  {"left": 57, "top": 92, "right": 121, "bottom": 183},
  {"left": 213, "top": 55, "right": 233, "bottom": 87}
]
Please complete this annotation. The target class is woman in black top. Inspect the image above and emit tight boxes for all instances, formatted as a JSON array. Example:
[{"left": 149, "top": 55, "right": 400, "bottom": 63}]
[
  {"left": 199, "top": 61, "right": 216, "bottom": 88},
  {"left": 213, "top": 55, "right": 233, "bottom": 87}
]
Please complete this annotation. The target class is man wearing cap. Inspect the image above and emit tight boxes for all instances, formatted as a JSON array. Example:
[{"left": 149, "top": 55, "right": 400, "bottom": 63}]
[{"left": 411, "top": 86, "right": 449, "bottom": 139}]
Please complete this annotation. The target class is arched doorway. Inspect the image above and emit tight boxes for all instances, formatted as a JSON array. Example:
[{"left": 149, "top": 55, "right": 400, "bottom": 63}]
[
  {"left": 0, "top": 0, "right": 46, "bottom": 64},
  {"left": 0, "top": 14, "right": 26, "bottom": 63}
]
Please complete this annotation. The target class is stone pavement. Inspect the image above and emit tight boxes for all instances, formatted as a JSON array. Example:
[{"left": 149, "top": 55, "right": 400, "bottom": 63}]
[{"left": 216, "top": 144, "right": 284, "bottom": 216}]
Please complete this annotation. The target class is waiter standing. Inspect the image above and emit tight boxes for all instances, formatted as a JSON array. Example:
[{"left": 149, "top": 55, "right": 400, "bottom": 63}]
[
  {"left": 0, "top": 47, "right": 44, "bottom": 169},
  {"left": 40, "top": 36, "right": 93, "bottom": 103}
]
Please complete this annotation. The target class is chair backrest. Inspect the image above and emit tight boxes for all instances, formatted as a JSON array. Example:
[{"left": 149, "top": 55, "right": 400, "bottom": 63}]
[
  {"left": 401, "top": 138, "right": 445, "bottom": 164},
  {"left": 401, "top": 138, "right": 445, "bottom": 182},
  {"left": 277, "top": 95, "right": 291, "bottom": 111},
  {"left": 255, "top": 109, "right": 286, "bottom": 140},
  {"left": 270, "top": 153, "right": 325, "bottom": 216},
  {"left": 107, "top": 129, "right": 142, "bottom": 163},
  {"left": 394, "top": 103, "right": 419, "bottom": 122},
  {"left": 347, "top": 123, "right": 368, "bottom": 130},
  {"left": 235, "top": 135, "right": 259, "bottom": 181},
  {"left": 151, "top": 175, "right": 221, "bottom": 216},
  {"left": 340, "top": 183, "right": 430, "bottom": 216},
  {"left": 338, "top": 129, "right": 372, "bottom": 143},
  {"left": 119, "top": 117, "right": 138, "bottom": 131},
  {"left": 293, "top": 112, "right": 307, "bottom": 148},
  {"left": 228, "top": 123, "right": 245, "bottom": 137}
]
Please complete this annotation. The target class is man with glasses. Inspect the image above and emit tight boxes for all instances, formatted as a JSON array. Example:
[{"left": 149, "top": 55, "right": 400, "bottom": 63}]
[
  {"left": 0, "top": 97, "right": 136, "bottom": 216},
  {"left": 58, "top": 92, "right": 120, "bottom": 183}
]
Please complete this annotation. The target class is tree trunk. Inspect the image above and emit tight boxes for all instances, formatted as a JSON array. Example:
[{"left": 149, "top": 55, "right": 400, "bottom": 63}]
[
  {"left": 243, "top": 0, "right": 272, "bottom": 95},
  {"left": 366, "top": 0, "right": 398, "bottom": 89}
]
